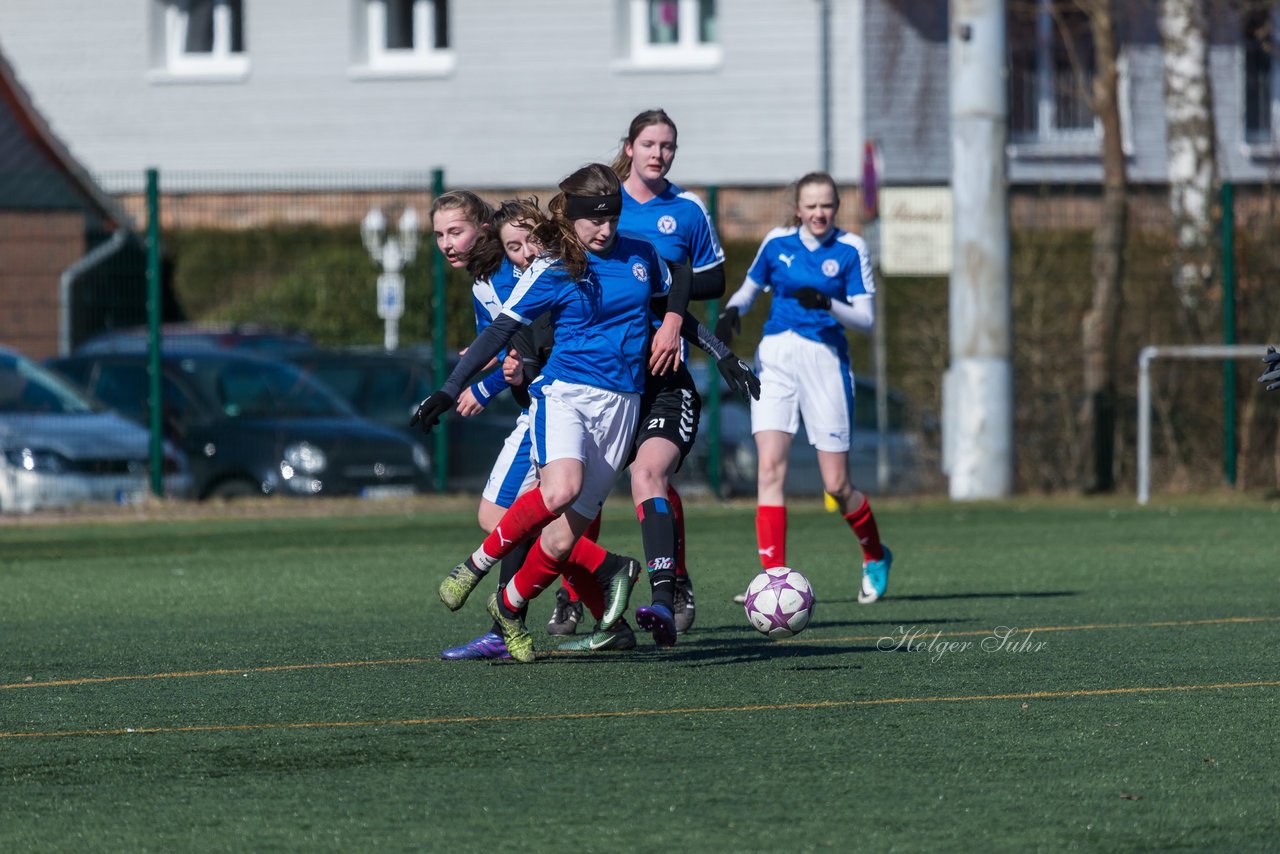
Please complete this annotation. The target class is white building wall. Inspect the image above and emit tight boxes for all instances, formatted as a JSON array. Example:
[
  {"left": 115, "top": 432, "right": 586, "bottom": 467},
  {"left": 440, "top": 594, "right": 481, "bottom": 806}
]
[{"left": 0, "top": 1, "right": 865, "bottom": 189}]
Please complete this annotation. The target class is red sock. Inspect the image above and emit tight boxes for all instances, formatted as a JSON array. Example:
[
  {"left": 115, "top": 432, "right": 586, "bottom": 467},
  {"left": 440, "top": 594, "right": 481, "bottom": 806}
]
[
  {"left": 478, "top": 488, "right": 557, "bottom": 568},
  {"left": 559, "top": 514, "right": 602, "bottom": 604},
  {"left": 667, "top": 485, "right": 687, "bottom": 577},
  {"left": 562, "top": 536, "right": 607, "bottom": 620},
  {"left": 755, "top": 505, "right": 787, "bottom": 568},
  {"left": 502, "top": 538, "right": 563, "bottom": 613},
  {"left": 844, "top": 498, "right": 884, "bottom": 562}
]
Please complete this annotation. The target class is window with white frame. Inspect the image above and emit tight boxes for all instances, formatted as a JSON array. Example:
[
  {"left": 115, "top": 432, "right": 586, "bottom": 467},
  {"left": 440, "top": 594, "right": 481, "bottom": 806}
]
[
  {"left": 1243, "top": 7, "right": 1274, "bottom": 144},
  {"left": 624, "top": 0, "right": 720, "bottom": 70},
  {"left": 365, "top": 0, "right": 454, "bottom": 74},
  {"left": 1008, "top": 0, "right": 1096, "bottom": 144},
  {"left": 163, "top": 0, "right": 248, "bottom": 77}
]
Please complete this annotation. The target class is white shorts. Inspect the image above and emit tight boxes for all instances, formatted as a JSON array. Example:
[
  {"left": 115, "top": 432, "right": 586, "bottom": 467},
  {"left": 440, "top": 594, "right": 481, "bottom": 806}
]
[
  {"left": 750, "top": 330, "right": 854, "bottom": 453},
  {"left": 481, "top": 411, "right": 539, "bottom": 508},
  {"left": 529, "top": 380, "right": 640, "bottom": 518}
]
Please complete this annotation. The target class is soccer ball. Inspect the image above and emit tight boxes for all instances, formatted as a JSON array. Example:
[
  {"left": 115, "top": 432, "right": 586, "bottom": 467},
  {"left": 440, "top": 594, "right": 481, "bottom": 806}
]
[{"left": 743, "top": 567, "right": 815, "bottom": 638}]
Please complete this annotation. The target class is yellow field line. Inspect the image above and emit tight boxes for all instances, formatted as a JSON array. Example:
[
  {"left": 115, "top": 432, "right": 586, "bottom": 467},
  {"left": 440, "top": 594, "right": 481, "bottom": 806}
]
[
  {"left": 3, "top": 614, "right": 1276, "bottom": 692},
  {"left": 2, "top": 679, "right": 1276, "bottom": 740}
]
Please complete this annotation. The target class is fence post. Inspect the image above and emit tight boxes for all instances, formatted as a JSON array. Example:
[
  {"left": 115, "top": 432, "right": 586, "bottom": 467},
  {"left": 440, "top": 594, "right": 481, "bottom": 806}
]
[
  {"left": 430, "top": 168, "right": 448, "bottom": 492},
  {"left": 146, "top": 167, "right": 164, "bottom": 499},
  {"left": 706, "top": 185, "right": 722, "bottom": 496},
  {"left": 1222, "top": 181, "right": 1236, "bottom": 488}
]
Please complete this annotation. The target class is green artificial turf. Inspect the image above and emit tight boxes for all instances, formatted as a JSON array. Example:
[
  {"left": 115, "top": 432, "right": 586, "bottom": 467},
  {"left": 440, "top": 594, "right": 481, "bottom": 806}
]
[{"left": 2, "top": 498, "right": 1278, "bottom": 852}]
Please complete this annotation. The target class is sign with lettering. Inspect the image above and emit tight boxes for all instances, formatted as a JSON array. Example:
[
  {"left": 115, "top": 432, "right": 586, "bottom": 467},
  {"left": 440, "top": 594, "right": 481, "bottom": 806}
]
[{"left": 880, "top": 187, "right": 952, "bottom": 276}]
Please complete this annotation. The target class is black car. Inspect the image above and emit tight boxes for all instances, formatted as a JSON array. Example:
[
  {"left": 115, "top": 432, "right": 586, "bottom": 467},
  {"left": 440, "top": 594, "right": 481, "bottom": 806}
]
[
  {"left": 48, "top": 349, "right": 431, "bottom": 500},
  {"left": 76, "top": 323, "right": 314, "bottom": 357},
  {"left": 286, "top": 346, "right": 524, "bottom": 491}
]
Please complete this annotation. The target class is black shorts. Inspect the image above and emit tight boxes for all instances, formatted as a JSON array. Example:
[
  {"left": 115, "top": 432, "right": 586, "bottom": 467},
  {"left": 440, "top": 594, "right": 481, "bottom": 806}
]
[{"left": 629, "top": 364, "right": 701, "bottom": 472}]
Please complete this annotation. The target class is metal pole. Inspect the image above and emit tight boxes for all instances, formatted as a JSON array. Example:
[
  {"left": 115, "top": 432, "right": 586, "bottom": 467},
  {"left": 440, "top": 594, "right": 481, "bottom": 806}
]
[
  {"left": 430, "top": 168, "right": 448, "bottom": 492},
  {"left": 1137, "top": 347, "right": 1154, "bottom": 505},
  {"left": 819, "top": 0, "right": 832, "bottom": 172},
  {"left": 947, "top": 0, "right": 1013, "bottom": 500},
  {"left": 145, "top": 168, "right": 164, "bottom": 498},
  {"left": 706, "top": 185, "right": 722, "bottom": 497},
  {"left": 1222, "top": 182, "right": 1236, "bottom": 487}
]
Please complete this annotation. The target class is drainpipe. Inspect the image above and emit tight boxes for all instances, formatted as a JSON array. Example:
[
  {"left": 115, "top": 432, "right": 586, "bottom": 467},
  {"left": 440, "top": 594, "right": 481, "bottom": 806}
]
[{"left": 58, "top": 229, "right": 130, "bottom": 357}]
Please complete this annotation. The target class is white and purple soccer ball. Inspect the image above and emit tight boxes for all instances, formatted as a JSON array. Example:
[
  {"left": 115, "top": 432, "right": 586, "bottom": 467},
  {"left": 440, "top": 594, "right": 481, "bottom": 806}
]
[{"left": 744, "top": 567, "right": 815, "bottom": 638}]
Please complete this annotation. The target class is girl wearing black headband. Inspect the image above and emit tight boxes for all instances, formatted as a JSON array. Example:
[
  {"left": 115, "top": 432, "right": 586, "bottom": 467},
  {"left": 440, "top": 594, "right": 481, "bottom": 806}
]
[{"left": 413, "top": 163, "right": 759, "bottom": 661}]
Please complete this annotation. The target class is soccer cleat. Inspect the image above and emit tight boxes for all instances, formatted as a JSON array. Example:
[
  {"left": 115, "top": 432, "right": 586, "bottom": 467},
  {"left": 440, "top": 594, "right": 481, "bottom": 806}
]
[
  {"left": 600, "top": 556, "right": 642, "bottom": 630},
  {"left": 732, "top": 591, "right": 748, "bottom": 605},
  {"left": 557, "top": 619, "right": 638, "bottom": 652},
  {"left": 673, "top": 575, "right": 696, "bottom": 633},
  {"left": 485, "top": 592, "right": 535, "bottom": 663},
  {"left": 439, "top": 562, "right": 483, "bottom": 611},
  {"left": 858, "top": 545, "right": 893, "bottom": 604},
  {"left": 440, "top": 631, "right": 511, "bottom": 661},
  {"left": 635, "top": 603, "right": 678, "bottom": 647},
  {"left": 547, "top": 587, "right": 583, "bottom": 636}
]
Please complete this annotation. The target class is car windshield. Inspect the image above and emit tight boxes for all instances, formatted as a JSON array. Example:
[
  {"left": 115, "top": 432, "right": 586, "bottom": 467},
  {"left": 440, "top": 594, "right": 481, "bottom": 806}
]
[
  {"left": 177, "top": 356, "right": 355, "bottom": 419},
  {"left": 0, "top": 353, "right": 96, "bottom": 414}
]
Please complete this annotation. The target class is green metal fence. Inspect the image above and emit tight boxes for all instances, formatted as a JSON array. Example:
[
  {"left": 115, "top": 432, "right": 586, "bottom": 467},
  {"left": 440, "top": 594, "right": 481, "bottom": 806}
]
[{"left": 53, "top": 169, "right": 1280, "bottom": 500}]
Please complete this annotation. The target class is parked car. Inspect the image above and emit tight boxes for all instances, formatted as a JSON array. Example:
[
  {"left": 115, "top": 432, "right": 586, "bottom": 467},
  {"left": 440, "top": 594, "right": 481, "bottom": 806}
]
[
  {"left": 684, "top": 360, "right": 925, "bottom": 497},
  {"left": 0, "top": 346, "right": 191, "bottom": 513},
  {"left": 286, "top": 346, "right": 525, "bottom": 491},
  {"left": 47, "top": 349, "right": 430, "bottom": 500},
  {"left": 76, "top": 322, "right": 314, "bottom": 357}
]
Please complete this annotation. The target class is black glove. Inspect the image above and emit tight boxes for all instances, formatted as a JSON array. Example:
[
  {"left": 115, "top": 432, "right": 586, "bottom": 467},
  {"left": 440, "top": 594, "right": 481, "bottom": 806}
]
[
  {"left": 717, "top": 354, "right": 761, "bottom": 402},
  {"left": 794, "top": 287, "right": 832, "bottom": 310},
  {"left": 409, "top": 391, "right": 455, "bottom": 434},
  {"left": 714, "top": 306, "right": 741, "bottom": 346},
  {"left": 1261, "top": 346, "right": 1280, "bottom": 392}
]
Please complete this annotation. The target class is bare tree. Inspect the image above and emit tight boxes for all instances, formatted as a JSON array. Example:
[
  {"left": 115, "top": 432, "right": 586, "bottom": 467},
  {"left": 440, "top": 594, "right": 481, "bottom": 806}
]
[
  {"left": 1069, "top": 0, "right": 1128, "bottom": 493},
  {"left": 1158, "top": 0, "right": 1218, "bottom": 325}
]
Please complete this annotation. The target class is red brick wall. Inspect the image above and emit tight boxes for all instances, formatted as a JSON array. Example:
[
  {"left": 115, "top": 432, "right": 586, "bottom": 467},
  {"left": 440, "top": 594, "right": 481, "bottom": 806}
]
[{"left": 0, "top": 211, "right": 85, "bottom": 360}]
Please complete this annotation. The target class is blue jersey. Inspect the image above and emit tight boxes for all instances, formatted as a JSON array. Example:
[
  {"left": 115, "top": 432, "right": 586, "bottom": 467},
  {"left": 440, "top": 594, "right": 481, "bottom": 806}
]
[
  {"left": 620, "top": 182, "right": 724, "bottom": 272},
  {"left": 748, "top": 226, "right": 874, "bottom": 356},
  {"left": 500, "top": 234, "right": 671, "bottom": 395},
  {"left": 468, "top": 258, "right": 521, "bottom": 405}
]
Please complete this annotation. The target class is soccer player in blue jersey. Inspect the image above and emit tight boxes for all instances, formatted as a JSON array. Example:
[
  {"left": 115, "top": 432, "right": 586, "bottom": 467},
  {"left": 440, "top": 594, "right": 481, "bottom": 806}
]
[
  {"left": 608, "top": 108, "right": 730, "bottom": 637},
  {"left": 716, "top": 171, "right": 894, "bottom": 605},
  {"left": 430, "top": 191, "right": 641, "bottom": 660},
  {"left": 414, "top": 164, "right": 757, "bottom": 661}
]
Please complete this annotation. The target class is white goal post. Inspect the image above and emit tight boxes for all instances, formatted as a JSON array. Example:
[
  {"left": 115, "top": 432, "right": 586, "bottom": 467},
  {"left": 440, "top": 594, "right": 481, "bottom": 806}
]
[{"left": 1137, "top": 344, "right": 1271, "bottom": 505}]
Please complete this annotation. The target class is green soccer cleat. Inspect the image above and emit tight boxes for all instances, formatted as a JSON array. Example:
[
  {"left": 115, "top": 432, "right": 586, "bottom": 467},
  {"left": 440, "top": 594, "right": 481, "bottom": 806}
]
[
  {"left": 557, "top": 619, "right": 638, "bottom": 652},
  {"left": 600, "top": 555, "right": 642, "bottom": 630},
  {"left": 439, "top": 562, "right": 483, "bottom": 611},
  {"left": 485, "top": 592, "right": 535, "bottom": 663}
]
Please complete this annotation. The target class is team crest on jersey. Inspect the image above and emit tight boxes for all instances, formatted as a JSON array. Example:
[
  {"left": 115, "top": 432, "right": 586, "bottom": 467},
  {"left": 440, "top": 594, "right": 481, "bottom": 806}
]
[
  {"left": 822, "top": 259, "right": 840, "bottom": 277},
  {"left": 657, "top": 215, "right": 677, "bottom": 235},
  {"left": 632, "top": 262, "right": 649, "bottom": 282}
]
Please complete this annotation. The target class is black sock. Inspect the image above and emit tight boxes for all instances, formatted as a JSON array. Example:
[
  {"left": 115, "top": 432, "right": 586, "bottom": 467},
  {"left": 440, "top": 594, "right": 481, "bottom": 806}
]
[
  {"left": 491, "top": 538, "right": 533, "bottom": 626},
  {"left": 638, "top": 497, "right": 676, "bottom": 610}
]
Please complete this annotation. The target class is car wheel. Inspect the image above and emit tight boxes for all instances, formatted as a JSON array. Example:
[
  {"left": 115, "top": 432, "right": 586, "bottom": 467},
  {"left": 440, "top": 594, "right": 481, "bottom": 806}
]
[{"left": 205, "top": 478, "right": 260, "bottom": 500}]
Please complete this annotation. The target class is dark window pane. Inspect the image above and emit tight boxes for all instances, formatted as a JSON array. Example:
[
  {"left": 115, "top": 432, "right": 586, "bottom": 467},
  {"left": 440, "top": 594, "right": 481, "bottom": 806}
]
[
  {"left": 229, "top": 0, "right": 244, "bottom": 53},
  {"left": 699, "top": 0, "right": 716, "bottom": 43},
  {"left": 1245, "top": 10, "right": 1272, "bottom": 139},
  {"left": 387, "top": 0, "right": 414, "bottom": 49},
  {"left": 1051, "top": 4, "right": 1094, "bottom": 131},
  {"left": 433, "top": 0, "right": 449, "bottom": 49},
  {"left": 184, "top": 0, "right": 215, "bottom": 53}
]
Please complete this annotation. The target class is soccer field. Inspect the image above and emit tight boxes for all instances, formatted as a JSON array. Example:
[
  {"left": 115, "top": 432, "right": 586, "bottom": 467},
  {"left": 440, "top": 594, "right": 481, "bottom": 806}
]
[{"left": 3, "top": 498, "right": 1278, "bottom": 851}]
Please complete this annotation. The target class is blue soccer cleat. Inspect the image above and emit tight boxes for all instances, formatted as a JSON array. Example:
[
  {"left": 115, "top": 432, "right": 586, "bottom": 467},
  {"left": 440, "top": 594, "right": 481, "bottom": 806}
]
[
  {"left": 635, "top": 603, "right": 678, "bottom": 647},
  {"left": 440, "top": 631, "right": 511, "bottom": 661},
  {"left": 858, "top": 545, "right": 893, "bottom": 604}
]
